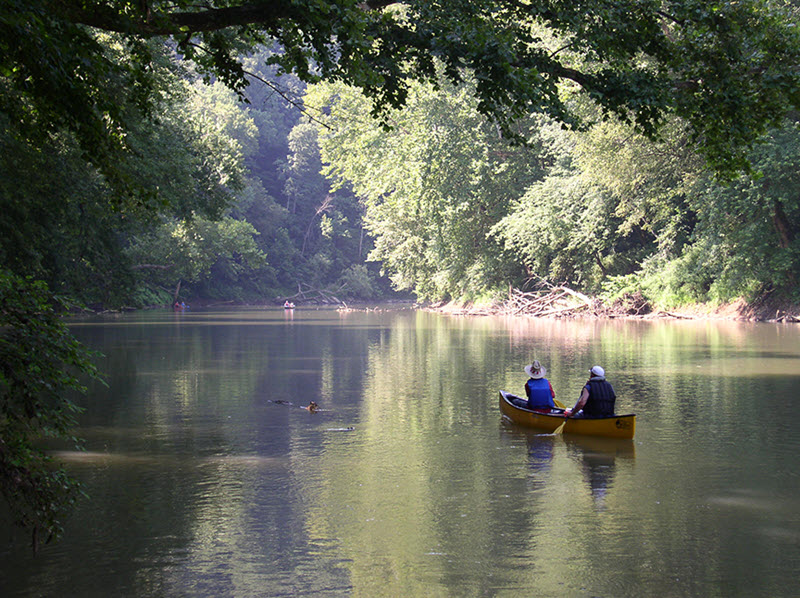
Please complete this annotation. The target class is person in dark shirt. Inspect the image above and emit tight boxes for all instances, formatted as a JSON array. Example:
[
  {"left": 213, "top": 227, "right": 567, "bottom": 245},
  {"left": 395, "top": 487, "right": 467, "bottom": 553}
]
[{"left": 565, "top": 365, "right": 616, "bottom": 417}]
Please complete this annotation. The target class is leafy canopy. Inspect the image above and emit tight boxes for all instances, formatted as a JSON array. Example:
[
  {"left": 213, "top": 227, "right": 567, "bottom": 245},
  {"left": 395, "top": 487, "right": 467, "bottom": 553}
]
[{"left": 4, "top": 1, "right": 800, "bottom": 174}]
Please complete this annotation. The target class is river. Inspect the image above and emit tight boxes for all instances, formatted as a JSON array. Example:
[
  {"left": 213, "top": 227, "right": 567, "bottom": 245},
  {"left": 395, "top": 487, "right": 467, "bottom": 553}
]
[{"left": 2, "top": 306, "right": 799, "bottom": 597}]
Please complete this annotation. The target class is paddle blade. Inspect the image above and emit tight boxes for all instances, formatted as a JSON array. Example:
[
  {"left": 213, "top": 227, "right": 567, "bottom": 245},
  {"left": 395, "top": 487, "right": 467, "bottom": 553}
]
[{"left": 553, "top": 419, "right": 567, "bottom": 435}]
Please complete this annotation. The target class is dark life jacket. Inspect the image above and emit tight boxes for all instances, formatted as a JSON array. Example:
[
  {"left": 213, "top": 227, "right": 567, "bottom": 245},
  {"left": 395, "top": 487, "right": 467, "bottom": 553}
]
[{"left": 583, "top": 379, "right": 616, "bottom": 417}]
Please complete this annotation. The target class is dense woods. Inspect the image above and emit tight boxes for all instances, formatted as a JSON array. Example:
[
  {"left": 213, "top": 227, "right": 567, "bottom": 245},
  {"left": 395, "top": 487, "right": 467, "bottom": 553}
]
[{"left": 4, "top": 0, "right": 800, "bottom": 547}]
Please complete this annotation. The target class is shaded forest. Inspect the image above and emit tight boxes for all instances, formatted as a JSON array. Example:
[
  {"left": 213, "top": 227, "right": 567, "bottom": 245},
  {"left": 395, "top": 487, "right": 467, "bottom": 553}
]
[{"left": 0, "top": 46, "right": 392, "bottom": 309}]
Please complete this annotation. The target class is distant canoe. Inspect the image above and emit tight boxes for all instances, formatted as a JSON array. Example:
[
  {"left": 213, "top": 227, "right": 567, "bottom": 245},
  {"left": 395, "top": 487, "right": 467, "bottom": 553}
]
[
  {"left": 499, "top": 390, "right": 636, "bottom": 439},
  {"left": 283, "top": 302, "right": 295, "bottom": 309}
]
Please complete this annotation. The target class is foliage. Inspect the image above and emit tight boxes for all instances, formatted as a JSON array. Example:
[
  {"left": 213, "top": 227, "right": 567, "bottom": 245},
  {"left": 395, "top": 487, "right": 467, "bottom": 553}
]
[
  {"left": 310, "top": 59, "right": 800, "bottom": 306},
  {"left": 126, "top": 216, "right": 268, "bottom": 300},
  {"left": 0, "top": 43, "right": 247, "bottom": 306},
  {"left": 495, "top": 117, "right": 704, "bottom": 294},
  {"left": 3, "top": 1, "right": 800, "bottom": 175},
  {"left": 0, "top": 114, "right": 136, "bottom": 306},
  {"left": 307, "top": 75, "right": 541, "bottom": 301},
  {"left": 596, "top": 119, "right": 800, "bottom": 306},
  {"left": 275, "top": 119, "right": 381, "bottom": 293},
  {"left": 0, "top": 269, "right": 100, "bottom": 552},
  {"left": 4, "top": 0, "right": 800, "bottom": 554},
  {"left": 336, "top": 264, "right": 378, "bottom": 299},
  {"left": 678, "top": 124, "right": 800, "bottom": 302},
  {"left": 494, "top": 171, "right": 622, "bottom": 291}
]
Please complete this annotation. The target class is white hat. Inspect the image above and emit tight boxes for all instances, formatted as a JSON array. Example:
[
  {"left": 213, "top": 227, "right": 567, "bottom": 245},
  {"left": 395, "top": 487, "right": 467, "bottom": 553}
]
[
  {"left": 524, "top": 360, "right": 546, "bottom": 379},
  {"left": 590, "top": 365, "right": 605, "bottom": 377}
]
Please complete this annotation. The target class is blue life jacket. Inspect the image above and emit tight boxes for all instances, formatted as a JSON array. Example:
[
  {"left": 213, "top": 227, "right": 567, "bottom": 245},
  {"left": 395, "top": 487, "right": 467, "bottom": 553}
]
[
  {"left": 525, "top": 378, "right": 554, "bottom": 409},
  {"left": 583, "top": 379, "right": 616, "bottom": 416}
]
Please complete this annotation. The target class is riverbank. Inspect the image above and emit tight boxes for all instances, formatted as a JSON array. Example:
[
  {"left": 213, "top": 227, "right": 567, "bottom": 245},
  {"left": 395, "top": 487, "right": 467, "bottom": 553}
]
[
  {"left": 427, "top": 288, "right": 800, "bottom": 323},
  {"left": 75, "top": 289, "right": 799, "bottom": 322}
]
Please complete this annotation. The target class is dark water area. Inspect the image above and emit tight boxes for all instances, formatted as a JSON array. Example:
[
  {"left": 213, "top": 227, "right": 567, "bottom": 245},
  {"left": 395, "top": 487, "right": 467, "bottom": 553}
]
[{"left": 2, "top": 307, "right": 799, "bottom": 597}]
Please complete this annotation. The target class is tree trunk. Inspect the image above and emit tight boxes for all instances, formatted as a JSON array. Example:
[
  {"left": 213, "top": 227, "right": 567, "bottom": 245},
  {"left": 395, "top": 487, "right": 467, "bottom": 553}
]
[{"left": 772, "top": 199, "right": 795, "bottom": 249}]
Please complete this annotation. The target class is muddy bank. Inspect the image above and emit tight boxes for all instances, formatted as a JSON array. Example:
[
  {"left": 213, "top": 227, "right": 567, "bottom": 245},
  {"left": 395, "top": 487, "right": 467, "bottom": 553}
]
[{"left": 426, "top": 288, "right": 800, "bottom": 323}]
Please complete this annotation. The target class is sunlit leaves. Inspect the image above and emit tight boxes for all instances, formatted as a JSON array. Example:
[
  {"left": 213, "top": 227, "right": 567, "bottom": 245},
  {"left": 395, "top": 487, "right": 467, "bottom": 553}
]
[
  {"left": 126, "top": 216, "right": 267, "bottom": 295},
  {"left": 308, "top": 74, "right": 541, "bottom": 300},
  {"left": 681, "top": 124, "right": 800, "bottom": 301}
]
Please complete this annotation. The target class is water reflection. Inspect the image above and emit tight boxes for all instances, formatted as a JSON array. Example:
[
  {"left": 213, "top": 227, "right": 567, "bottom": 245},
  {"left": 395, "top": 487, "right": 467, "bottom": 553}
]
[
  {"left": 525, "top": 434, "right": 556, "bottom": 491},
  {"left": 3, "top": 308, "right": 800, "bottom": 597},
  {"left": 503, "top": 425, "right": 636, "bottom": 512},
  {"left": 564, "top": 437, "right": 636, "bottom": 511}
]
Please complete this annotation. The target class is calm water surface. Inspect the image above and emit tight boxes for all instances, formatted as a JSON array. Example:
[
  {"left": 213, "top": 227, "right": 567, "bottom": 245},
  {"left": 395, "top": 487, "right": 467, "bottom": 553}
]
[{"left": 2, "top": 307, "right": 800, "bottom": 597}]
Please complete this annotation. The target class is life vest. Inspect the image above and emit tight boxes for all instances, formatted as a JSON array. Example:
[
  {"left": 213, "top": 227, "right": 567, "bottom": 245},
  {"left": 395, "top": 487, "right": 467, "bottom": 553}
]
[
  {"left": 584, "top": 379, "right": 616, "bottom": 416},
  {"left": 525, "top": 378, "right": 554, "bottom": 409}
]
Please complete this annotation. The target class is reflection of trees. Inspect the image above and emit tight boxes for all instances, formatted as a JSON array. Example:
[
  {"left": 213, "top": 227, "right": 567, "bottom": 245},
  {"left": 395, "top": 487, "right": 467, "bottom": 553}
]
[
  {"left": 65, "top": 310, "right": 364, "bottom": 595},
  {"left": 294, "top": 312, "right": 518, "bottom": 594},
  {"left": 50, "top": 309, "right": 800, "bottom": 596},
  {"left": 298, "top": 311, "right": 595, "bottom": 595}
]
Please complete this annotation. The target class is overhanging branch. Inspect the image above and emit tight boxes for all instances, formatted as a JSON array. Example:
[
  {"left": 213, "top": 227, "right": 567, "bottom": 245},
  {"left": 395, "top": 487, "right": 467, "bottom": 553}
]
[
  {"left": 55, "top": 1, "right": 305, "bottom": 36},
  {"left": 54, "top": 0, "right": 392, "bottom": 36}
]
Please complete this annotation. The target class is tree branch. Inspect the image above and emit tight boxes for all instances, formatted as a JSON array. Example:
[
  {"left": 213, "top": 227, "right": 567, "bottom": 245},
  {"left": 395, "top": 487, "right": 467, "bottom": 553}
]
[
  {"left": 54, "top": 1, "right": 304, "bottom": 35},
  {"left": 54, "top": 0, "right": 392, "bottom": 36},
  {"left": 130, "top": 263, "right": 173, "bottom": 270},
  {"left": 243, "top": 68, "right": 331, "bottom": 130}
]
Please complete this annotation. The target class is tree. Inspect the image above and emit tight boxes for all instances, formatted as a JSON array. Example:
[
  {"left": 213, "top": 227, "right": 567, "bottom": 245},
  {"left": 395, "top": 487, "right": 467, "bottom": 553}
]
[
  {"left": 0, "top": 270, "right": 100, "bottom": 553},
  {"left": 672, "top": 124, "right": 800, "bottom": 302},
  {"left": 0, "top": 54, "right": 247, "bottom": 306},
  {"left": 4, "top": 1, "right": 800, "bottom": 176},
  {"left": 126, "top": 216, "right": 268, "bottom": 301},
  {"left": 4, "top": 0, "right": 800, "bottom": 551},
  {"left": 506, "top": 112, "right": 800, "bottom": 306},
  {"left": 307, "top": 75, "right": 542, "bottom": 300},
  {"left": 0, "top": 36, "right": 250, "bottom": 549}
]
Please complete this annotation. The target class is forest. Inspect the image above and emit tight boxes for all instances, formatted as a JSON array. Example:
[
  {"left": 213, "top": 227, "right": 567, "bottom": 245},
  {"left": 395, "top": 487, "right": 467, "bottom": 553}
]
[
  {"left": 3, "top": 0, "right": 800, "bottom": 548},
  {"left": 3, "top": 1, "right": 800, "bottom": 312}
]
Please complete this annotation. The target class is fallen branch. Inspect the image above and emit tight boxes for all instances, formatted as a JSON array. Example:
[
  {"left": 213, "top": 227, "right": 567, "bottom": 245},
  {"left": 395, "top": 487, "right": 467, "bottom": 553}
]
[{"left": 661, "top": 311, "right": 696, "bottom": 319}]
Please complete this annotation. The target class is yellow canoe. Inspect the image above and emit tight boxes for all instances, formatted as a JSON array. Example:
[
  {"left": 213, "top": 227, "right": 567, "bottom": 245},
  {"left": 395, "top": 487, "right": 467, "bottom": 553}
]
[{"left": 499, "top": 390, "right": 636, "bottom": 439}]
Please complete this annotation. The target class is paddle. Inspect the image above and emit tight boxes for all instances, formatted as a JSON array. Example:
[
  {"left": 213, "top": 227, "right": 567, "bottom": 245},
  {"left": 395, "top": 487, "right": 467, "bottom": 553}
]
[{"left": 552, "top": 399, "right": 568, "bottom": 434}]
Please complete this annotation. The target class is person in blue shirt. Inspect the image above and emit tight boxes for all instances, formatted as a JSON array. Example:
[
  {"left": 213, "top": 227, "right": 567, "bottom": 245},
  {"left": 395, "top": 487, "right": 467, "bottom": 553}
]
[{"left": 512, "top": 360, "right": 556, "bottom": 410}]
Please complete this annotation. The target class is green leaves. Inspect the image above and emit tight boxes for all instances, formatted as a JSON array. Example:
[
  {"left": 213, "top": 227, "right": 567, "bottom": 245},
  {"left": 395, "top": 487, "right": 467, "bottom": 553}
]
[
  {"left": 309, "top": 74, "right": 541, "bottom": 300},
  {"left": 126, "top": 216, "right": 267, "bottom": 298},
  {"left": 0, "top": 269, "right": 100, "bottom": 550},
  {"left": 5, "top": 1, "right": 799, "bottom": 177}
]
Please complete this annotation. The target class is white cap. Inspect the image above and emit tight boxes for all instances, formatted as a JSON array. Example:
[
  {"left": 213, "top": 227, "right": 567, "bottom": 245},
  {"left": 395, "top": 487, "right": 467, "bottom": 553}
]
[{"left": 590, "top": 365, "right": 605, "bottom": 377}]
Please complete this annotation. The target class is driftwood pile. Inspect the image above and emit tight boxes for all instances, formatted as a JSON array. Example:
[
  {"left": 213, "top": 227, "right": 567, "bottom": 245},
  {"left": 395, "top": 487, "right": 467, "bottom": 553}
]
[
  {"left": 502, "top": 286, "right": 654, "bottom": 318},
  {"left": 445, "top": 285, "right": 800, "bottom": 322},
  {"left": 500, "top": 286, "right": 602, "bottom": 318},
  {"left": 439, "top": 284, "right": 658, "bottom": 319}
]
